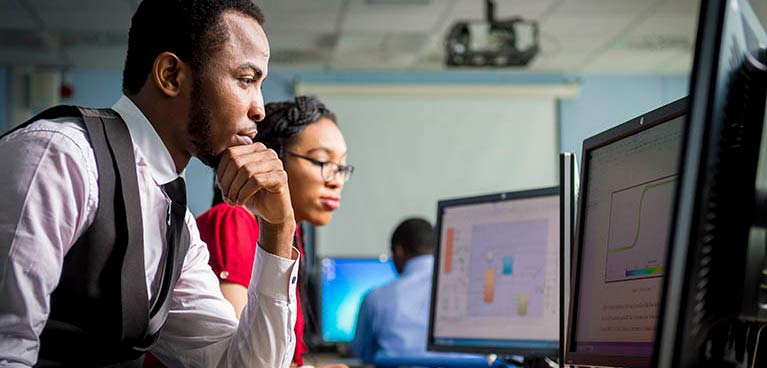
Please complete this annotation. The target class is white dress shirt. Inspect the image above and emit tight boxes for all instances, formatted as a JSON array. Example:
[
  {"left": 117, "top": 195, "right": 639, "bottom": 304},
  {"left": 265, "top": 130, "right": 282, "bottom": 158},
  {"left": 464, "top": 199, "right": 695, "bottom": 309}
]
[{"left": 0, "top": 96, "right": 299, "bottom": 368}]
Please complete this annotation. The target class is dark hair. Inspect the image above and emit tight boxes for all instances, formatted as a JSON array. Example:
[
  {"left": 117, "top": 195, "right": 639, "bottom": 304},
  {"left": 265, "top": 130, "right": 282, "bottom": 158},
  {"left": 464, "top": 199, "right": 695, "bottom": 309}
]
[
  {"left": 122, "top": 0, "right": 265, "bottom": 95},
  {"left": 256, "top": 95, "right": 337, "bottom": 157},
  {"left": 391, "top": 218, "right": 435, "bottom": 256},
  {"left": 211, "top": 95, "right": 337, "bottom": 206}
]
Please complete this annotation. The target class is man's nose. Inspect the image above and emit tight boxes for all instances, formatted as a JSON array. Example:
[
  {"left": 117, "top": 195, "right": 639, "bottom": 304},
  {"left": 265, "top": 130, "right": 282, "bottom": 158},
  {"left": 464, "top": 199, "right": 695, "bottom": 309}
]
[{"left": 249, "top": 93, "right": 265, "bottom": 123}]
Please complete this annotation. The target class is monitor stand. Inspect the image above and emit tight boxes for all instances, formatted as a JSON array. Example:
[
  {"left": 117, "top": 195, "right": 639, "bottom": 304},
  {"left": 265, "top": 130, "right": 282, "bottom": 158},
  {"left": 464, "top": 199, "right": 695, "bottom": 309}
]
[{"left": 521, "top": 357, "right": 551, "bottom": 368}]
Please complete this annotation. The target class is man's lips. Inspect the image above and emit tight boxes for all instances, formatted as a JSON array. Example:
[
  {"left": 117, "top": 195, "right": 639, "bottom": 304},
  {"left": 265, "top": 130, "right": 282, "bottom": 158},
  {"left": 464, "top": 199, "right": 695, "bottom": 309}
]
[
  {"left": 320, "top": 197, "right": 340, "bottom": 210},
  {"left": 227, "top": 134, "right": 254, "bottom": 148},
  {"left": 235, "top": 135, "right": 253, "bottom": 145}
]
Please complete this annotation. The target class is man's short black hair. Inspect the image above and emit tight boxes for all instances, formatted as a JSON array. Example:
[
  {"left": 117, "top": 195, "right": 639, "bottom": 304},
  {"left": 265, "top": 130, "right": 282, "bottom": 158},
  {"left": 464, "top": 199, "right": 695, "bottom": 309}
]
[
  {"left": 391, "top": 218, "right": 435, "bottom": 256},
  {"left": 122, "top": 0, "right": 265, "bottom": 95}
]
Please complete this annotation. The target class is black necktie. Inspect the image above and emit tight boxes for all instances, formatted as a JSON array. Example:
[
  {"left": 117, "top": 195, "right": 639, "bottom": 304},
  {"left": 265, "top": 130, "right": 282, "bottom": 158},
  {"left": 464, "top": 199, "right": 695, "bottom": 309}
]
[{"left": 150, "top": 177, "right": 187, "bottom": 316}]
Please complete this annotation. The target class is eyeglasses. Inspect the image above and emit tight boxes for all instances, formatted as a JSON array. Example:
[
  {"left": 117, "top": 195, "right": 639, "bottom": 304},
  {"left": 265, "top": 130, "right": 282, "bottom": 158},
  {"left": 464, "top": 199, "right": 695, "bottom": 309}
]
[{"left": 286, "top": 152, "right": 355, "bottom": 183}]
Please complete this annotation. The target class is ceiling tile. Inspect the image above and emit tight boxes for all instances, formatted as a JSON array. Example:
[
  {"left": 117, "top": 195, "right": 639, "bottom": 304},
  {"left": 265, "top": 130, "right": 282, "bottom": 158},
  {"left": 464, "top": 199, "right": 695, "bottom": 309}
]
[
  {"left": 341, "top": 0, "right": 449, "bottom": 32},
  {"left": 450, "top": 0, "right": 560, "bottom": 20},
  {"left": 262, "top": 10, "right": 343, "bottom": 33},
  {"left": 258, "top": 0, "right": 345, "bottom": 13},
  {"left": 540, "top": 14, "right": 635, "bottom": 37},
  {"left": 0, "top": 0, "right": 38, "bottom": 29},
  {"left": 626, "top": 14, "right": 697, "bottom": 38},
  {"left": 553, "top": 0, "right": 657, "bottom": 16},
  {"left": 0, "top": 0, "right": 711, "bottom": 73},
  {"left": 750, "top": 0, "right": 767, "bottom": 25},
  {"left": 331, "top": 32, "right": 427, "bottom": 68},
  {"left": 37, "top": 10, "right": 131, "bottom": 32},
  {"left": 654, "top": 0, "right": 699, "bottom": 16},
  {"left": 268, "top": 32, "right": 336, "bottom": 51},
  {"left": 32, "top": 0, "right": 132, "bottom": 31}
]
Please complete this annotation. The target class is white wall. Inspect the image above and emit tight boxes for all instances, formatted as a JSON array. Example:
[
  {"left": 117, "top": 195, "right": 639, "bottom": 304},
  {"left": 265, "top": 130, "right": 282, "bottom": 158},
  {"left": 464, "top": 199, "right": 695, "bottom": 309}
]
[{"left": 312, "top": 93, "right": 559, "bottom": 257}]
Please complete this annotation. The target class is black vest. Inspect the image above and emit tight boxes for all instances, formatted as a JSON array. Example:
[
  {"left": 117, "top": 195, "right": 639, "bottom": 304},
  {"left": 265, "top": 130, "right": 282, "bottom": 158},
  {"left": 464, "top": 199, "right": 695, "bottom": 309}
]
[{"left": 2, "top": 106, "right": 189, "bottom": 367}]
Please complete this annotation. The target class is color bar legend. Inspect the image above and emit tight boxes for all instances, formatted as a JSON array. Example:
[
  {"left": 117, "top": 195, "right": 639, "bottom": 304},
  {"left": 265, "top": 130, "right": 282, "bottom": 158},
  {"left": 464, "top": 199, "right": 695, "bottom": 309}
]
[
  {"left": 625, "top": 266, "right": 663, "bottom": 277},
  {"left": 444, "top": 228, "right": 454, "bottom": 273}
]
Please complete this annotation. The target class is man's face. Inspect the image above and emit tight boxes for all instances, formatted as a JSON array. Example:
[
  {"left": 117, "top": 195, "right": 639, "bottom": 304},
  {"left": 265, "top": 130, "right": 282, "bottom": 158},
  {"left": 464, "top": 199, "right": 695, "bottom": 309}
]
[{"left": 188, "top": 11, "right": 270, "bottom": 168}]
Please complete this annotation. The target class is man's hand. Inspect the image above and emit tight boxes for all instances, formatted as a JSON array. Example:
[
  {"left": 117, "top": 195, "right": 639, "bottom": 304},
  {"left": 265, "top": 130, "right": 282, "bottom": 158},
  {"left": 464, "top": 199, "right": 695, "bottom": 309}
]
[{"left": 216, "top": 143, "right": 296, "bottom": 259}]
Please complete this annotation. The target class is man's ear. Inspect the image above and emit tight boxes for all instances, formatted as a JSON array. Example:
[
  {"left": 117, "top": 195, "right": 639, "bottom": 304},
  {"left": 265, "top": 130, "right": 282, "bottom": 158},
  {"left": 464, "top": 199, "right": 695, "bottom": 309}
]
[
  {"left": 152, "top": 52, "right": 188, "bottom": 97},
  {"left": 392, "top": 243, "right": 405, "bottom": 259}
]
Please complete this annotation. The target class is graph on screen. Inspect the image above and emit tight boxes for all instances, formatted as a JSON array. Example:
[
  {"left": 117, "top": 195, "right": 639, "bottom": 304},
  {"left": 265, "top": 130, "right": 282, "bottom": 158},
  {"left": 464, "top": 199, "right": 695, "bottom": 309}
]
[
  {"left": 605, "top": 175, "right": 677, "bottom": 283},
  {"left": 467, "top": 219, "right": 549, "bottom": 317}
]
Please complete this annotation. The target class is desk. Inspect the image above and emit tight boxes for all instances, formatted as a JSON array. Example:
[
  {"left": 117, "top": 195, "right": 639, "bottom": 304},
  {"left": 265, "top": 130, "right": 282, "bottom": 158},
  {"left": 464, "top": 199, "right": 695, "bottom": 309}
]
[
  {"left": 303, "top": 352, "right": 367, "bottom": 368},
  {"left": 303, "top": 353, "right": 576, "bottom": 368}
]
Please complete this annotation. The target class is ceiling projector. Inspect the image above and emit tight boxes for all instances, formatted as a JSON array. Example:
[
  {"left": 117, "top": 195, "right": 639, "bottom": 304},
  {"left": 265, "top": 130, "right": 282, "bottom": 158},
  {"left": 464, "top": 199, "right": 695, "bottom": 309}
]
[{"left": 445, "top": 0, "right": 540, "bottom": 67}]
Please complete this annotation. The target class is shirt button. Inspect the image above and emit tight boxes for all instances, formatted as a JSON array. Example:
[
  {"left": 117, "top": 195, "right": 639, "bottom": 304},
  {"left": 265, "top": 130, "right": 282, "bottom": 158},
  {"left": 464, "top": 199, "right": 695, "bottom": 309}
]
[
  {"left": 220, "top": 271, "right": 229, "bottom": 280},
  {"left": 291, "top": 276, "right": 297, "bottom": 284}
]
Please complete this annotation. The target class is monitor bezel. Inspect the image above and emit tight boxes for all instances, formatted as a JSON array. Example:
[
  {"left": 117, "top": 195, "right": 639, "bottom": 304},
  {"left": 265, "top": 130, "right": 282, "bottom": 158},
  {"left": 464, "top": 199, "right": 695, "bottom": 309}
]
[
  {"left": 654, "top": 0, "right": 767, "bottom": 366},
  {"left": 427, "top": 186, "right": 561, "bottom": 357},
  {"left": 318, "top": 256, "right": 397, "bottom": 344},
  {"left": 565, "top": 97, "right": 688, "bottom": 368},
  {"left": 559, "top": 152, "right": 577, "bottom": 366}
]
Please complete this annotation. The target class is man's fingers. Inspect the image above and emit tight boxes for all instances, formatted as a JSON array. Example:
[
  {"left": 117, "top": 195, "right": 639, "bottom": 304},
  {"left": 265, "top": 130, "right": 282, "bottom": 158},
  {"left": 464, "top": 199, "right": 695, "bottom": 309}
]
[
  {"left": 217, "top": 146, "right": 280, "bottom": 202},
  {"left": 225, "top": 142, "right": 268, "bottom": 156},
  {"left": 234, "top": 170, "right": 288, "bottom": 206},
  {"left": 227, "top": 159, "right": 284, "bottom": 203},
  {"left": 215, "top": 143, "right": 270, "bottom": 181}
]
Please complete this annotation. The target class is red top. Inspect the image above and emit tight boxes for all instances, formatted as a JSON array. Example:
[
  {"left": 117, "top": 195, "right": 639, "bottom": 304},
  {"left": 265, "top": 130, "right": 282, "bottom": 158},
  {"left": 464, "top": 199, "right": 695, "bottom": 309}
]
[{"left": 196, "top": 203, "right": 308, "bottom": 366}]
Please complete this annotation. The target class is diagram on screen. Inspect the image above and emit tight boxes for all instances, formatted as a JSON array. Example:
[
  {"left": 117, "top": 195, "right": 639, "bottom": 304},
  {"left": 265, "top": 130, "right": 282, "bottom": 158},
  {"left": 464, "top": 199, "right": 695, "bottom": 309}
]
[
  {"left": 605, "top": 175, "right": 676, "bottom": 283},
  {"left": 467, "top": 219, "right": 549, "bottom": 317}
]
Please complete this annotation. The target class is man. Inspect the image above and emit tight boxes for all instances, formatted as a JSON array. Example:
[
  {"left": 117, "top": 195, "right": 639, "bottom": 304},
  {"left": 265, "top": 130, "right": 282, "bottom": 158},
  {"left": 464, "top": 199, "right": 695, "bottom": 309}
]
[
  {"left": 350, "top": 218, "right": 437, "bottom": 364},
  {"left": 0, "top": 1, "right": 299, "bottom": 367}
]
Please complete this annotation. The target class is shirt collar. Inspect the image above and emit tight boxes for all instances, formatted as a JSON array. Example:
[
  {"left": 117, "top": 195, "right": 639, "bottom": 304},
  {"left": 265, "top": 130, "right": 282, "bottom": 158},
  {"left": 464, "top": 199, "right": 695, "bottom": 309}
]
[
  {"left": 402, "top": 255, "right": 434, "bottom": 276},
  {"left": 112, "top": 95, "right": 181, "bottom": 185}
]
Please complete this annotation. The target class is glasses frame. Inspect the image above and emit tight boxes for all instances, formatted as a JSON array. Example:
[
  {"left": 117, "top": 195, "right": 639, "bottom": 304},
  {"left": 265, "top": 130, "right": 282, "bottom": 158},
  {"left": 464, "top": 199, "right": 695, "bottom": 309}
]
[{"left": 286, "top": 151, "right": 354, "bottom": 183}]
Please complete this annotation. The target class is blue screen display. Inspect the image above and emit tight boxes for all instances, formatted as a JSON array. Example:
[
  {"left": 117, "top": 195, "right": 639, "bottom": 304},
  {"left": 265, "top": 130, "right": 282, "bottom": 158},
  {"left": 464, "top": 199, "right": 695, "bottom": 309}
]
[{"left": 320, "top": 258, "right": 397, "bottom": 342}]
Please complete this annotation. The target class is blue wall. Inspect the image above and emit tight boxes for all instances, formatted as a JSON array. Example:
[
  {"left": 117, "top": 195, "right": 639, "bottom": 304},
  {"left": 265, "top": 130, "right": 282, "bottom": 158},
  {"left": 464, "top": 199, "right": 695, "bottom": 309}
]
[
  {"left": 65, "top": 69, "right": 124, "bottom": 108},
  {"left": 560, "top": 75, "right": 689, "bottom": 156},
  {"left": 0, "top": 68, "right": 690, "bottom": 215}
]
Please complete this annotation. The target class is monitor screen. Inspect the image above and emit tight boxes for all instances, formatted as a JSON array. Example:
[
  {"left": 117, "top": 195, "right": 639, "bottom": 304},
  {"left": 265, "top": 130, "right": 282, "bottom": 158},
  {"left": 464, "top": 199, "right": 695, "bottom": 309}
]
[
  {"left": 428, "top": 187, "right": 561, "bottom": 356},
  {"left": 320, "top": 257, "right": 397, "bottom": 343},
  {"left": 567, "top": 98, "right": 686, "bottom": 368}
]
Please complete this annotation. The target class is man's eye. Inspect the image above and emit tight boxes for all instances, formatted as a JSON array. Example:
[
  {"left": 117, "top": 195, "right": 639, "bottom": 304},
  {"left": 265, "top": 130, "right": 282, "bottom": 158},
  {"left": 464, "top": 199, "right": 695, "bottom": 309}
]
[{"left": 239, "top": 77, "right": 256, "bottom": 84}]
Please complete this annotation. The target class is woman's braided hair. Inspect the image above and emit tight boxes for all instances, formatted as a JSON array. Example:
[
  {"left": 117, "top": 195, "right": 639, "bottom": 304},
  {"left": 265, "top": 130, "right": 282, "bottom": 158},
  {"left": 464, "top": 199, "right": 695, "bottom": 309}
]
[{"left": 255, "top": 95, "right": 337, "bottom": 158}]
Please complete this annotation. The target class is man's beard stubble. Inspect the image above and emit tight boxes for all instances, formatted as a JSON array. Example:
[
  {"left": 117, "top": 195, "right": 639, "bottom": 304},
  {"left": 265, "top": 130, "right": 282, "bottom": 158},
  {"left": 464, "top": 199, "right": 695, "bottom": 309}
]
[{"left": 187, "top": 75, "right": 221, "bottom": 169}]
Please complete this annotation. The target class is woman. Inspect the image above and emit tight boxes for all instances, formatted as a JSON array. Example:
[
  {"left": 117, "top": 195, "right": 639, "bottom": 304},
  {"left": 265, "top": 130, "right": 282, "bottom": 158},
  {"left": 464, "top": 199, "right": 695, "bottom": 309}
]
[{"left": 198, "top": 96, "right": 353, "bottom": 368}]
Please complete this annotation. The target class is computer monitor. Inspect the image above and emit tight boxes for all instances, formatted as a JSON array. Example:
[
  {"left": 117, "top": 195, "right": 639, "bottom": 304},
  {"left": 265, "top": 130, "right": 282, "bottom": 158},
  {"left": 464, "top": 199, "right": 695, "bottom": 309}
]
[
  {"left": 560, "top": 152, "right": 578, "bottom": 365},
  {"left": 427, "top": 187, "right": 561, "bottom": 364},
  {"left": 319, "top": 257, "right": 398, "bottom": 343},
  {"left": 654, "top": 0, "right": 767, "bottom": 367},
  {"left": 565, "top": 97, "right": 687, "bottom": 368}
]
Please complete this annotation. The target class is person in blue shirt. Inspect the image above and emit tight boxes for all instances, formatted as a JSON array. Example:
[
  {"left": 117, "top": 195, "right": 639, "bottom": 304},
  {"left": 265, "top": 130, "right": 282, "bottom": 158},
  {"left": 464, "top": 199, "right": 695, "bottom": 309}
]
[{"left": 350, "top": 218, "right": 437, "bottom": 363}]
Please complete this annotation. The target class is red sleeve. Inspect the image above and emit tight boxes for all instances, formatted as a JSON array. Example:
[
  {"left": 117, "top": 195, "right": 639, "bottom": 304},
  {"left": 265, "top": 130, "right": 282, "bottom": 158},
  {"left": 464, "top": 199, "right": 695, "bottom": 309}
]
[{"left": 196, "top": 203, "right": 259, "bottom": 288}]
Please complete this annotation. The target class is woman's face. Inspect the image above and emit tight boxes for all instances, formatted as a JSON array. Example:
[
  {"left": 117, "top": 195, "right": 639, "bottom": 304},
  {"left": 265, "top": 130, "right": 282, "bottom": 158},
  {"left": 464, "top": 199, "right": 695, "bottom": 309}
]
[{"left": 284, "top": 117, "right": 348, "bottom": 226}]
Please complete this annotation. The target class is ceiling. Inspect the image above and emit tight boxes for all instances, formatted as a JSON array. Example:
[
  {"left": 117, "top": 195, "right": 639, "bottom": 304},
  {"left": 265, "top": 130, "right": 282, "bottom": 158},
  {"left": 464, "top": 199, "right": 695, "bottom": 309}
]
[{"left": 0, "top": 0, "right": 765, "bottom": 74}]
